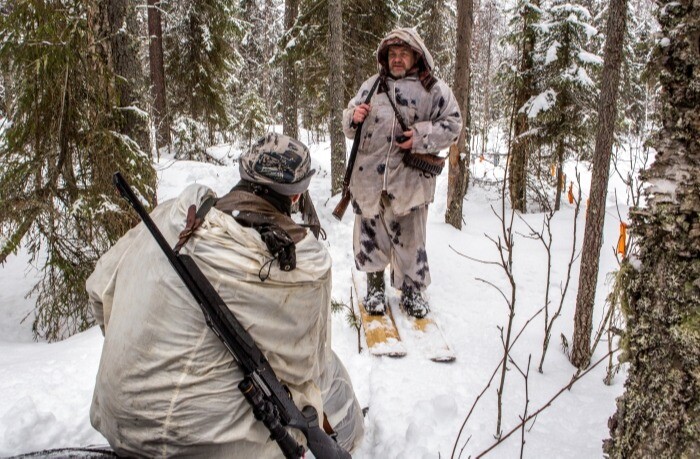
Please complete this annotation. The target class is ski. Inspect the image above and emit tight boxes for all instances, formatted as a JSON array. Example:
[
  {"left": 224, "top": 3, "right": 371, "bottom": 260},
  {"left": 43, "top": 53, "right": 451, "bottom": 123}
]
[
  {"left": 388, "top": 293, "right": 456, "bottom": 363},
  {"left": 351, "top": 270, "right": 406, "bottom": 358}
]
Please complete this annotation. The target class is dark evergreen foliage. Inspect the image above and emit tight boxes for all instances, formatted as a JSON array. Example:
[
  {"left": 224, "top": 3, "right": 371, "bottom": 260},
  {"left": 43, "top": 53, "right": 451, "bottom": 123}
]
[
  {"left": 0, "top": 0, "right": 156, "bottom": 341},
  {"left": 164, "top": 0, "right": 244, "bottom": 159}
]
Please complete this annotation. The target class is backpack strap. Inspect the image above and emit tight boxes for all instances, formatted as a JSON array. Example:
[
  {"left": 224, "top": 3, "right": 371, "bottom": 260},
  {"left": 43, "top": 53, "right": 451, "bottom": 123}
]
[{"left": 174, "top": 196, "right": 218, "bottom": 254}]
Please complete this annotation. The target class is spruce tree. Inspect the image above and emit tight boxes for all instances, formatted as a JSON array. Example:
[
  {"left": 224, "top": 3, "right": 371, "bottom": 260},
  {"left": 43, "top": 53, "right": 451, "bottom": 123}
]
[
  {"left": 291, "top": 0, "right": 394, "bottom": 133},
  {"left": 147, "top": 0, "right": 171, "bottom": 151},
  {"left": 470, "top": 0, "right": 501, "bottom": 158},
  {"left": 500, "top": 0, "right": 542, "bottom": 212},
  {"left": 165, "top": 0, "right": 244, "bottom": 159},
  {"left": 287, "top": 0, "right": 329, "bottom": 132},
  {"left": 237, "top": 0, "right": 278, "bottom": 142},
  {"left": 394, "top": 0, "right": 456, "bottom": 82},
  {"left": 0, "top": 0, "right": 156, "bottom": 341},
  {"left": 617, "top": 0, "right": 658, "bottom": 140},
  {"left": 282, "top": 0, "right": 300, "bottom": 139},
  {"left": 526, "top": 1, "right": 601, "bottom": 210}
]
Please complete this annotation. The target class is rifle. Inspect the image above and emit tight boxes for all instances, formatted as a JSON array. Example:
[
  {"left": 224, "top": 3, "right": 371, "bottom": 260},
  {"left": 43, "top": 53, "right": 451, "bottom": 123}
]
[
  {"left": 332, "top": 76, "right": 382, "bottom": 220},
  {"left": 113, "top": 172, "right": 350, "bottom": 459}
]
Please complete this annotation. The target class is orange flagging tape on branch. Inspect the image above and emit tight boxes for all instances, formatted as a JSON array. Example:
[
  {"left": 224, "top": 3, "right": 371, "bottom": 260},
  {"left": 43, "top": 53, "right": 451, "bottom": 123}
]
[
  {"left": 617, "top": 222, "right": 628, "bottom": 256},
  {"left": 567, "top": 182, "right": 574, "bottom": 204}
]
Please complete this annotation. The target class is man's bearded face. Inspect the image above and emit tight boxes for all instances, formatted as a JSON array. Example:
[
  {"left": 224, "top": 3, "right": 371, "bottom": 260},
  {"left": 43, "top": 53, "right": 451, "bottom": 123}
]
[{"left": 388, "top": 45, "right": 416, "bottom": 78}]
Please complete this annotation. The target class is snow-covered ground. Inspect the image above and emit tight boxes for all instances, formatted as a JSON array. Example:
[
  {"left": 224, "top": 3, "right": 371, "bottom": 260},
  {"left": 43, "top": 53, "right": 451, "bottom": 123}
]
[{"left": 0, "top": 133, "right": 633, "bottom": 458}]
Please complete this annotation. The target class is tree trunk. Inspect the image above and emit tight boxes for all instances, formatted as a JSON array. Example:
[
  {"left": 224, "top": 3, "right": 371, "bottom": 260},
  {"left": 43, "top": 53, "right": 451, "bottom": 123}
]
[
  {"left": 445, "top": 0, "right": 473, "bottom": 229},
  {"left": 147, "top": 0, "right": 170, "bottom": 151},
  {"left": 0, "top": 70, "right": 10, "bottom": 117},
  {"left": 570, "top": 0, "right": 627, "bottom": 369},
  {"left": 605, "top": 1, "right": 700, "bottom": 456},
  {"left": 108, "top": 0, "right": 150, "bottom": 154},
  {"left": 328, "top": 0, "right": 345, "bottom": 194},
  {"left": 282, "top": 0, "right": 299, "bottom": 139},
  {"left": 554, "top": 141, "right": 563, "bottom": 211},
  {"left": 508, "top": 1, "right": 539, "bottom": 213},
  {"left": 480, "top": 2, "right": 493, "bottom": 159}
]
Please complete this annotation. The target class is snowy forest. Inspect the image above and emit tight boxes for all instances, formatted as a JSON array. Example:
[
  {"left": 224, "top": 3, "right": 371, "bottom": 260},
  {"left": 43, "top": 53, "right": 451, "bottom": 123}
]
[{"left": 0, "top": 0, "right": 698, "bottom": 457}]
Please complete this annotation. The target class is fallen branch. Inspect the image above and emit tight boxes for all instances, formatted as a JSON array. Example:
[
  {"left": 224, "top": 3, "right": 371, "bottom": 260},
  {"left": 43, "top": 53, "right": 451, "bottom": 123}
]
[
  {"left": 474, "top": 349, "right": 618, "bottom": 458},
  {"left": 451, "top": 306, "right": 545, "bottom": 458}
]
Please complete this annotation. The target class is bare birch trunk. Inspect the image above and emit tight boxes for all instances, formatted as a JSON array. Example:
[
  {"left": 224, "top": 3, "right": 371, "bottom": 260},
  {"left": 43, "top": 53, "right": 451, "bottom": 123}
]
[{"left": 605, "top": 1, "right": 700, "bottom": 456}]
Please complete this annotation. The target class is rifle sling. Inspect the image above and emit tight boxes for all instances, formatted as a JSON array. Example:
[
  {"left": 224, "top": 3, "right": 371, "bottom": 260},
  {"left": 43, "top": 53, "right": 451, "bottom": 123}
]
[{"left": 174, "top": 196, "right": 218, "bottom": 254}]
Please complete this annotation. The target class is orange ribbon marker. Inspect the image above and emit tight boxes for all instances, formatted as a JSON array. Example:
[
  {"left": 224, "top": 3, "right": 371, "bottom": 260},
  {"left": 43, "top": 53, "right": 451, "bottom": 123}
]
[
  {"left": 567, "top": 181, "right": 574, "bottom": 204},
  {"left": 617, "top": 222, "right": 628, "bottom": 256}
]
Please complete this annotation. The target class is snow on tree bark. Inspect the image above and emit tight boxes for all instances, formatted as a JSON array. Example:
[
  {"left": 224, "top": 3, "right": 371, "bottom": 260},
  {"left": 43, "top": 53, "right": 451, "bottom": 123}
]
[
  {"left": 504, "top": 1, "right": 541, "bottom": 213},
  {"left": 605, "top": 0, "right": 700, "bottom": 456},
  {"left": 108, "top": 0, "right": 151, "bottom": 156}
]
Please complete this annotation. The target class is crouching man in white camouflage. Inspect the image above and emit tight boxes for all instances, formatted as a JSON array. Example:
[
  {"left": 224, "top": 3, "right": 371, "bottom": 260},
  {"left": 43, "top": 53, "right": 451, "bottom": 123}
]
[
  {"left": 87, "top": 133, "right": 364, "bottom": 457},
  {"left": 342, "top": 28, "right": 462, "bottom": 318}
]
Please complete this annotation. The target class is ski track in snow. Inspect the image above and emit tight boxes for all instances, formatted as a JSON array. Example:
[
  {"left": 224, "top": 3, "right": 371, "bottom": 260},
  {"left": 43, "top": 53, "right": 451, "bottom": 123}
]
[{"left": 0, "top": 136, "right": 630, "bottom": 458}]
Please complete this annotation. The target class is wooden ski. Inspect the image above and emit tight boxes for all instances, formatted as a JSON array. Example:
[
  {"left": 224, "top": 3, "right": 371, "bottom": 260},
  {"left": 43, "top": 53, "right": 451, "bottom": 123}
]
[
  {"left": 388, "top": 293, "right": 456, "bottom": 363},
  {"left": 351, "top": 270, "right": 406, "bottom": 358}
]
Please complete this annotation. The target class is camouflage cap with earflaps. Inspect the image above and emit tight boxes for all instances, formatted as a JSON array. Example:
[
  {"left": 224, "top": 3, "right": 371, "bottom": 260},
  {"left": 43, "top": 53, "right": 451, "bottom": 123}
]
[{"left": 239, "top": 133, "right": 316, "bottom": 196}]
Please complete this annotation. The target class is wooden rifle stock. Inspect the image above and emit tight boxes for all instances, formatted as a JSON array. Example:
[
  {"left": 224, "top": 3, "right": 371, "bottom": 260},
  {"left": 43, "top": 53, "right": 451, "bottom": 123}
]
[
  {"left": 332, "top": 76, "right": 382, "bottom": 221},
  {"left": 332, "top": 190, "right": 352, "bottom": 220},
  {"left": 332, "top": 126, "right": 362, "bottom": 220}
]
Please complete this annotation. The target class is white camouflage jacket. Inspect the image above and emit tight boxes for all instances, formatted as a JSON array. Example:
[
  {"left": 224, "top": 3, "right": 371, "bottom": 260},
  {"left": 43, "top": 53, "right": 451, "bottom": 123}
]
[
  {"left": 342, "top": 28, "right": 462, "bottom": 218},
  {"left": 87, "top": 184, "right": 356, "bottom": 458}
]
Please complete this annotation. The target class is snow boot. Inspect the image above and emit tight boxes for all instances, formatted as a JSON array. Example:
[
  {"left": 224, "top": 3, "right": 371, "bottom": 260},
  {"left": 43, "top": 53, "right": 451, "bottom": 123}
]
[
  {"left": 364, "top": 272, "right": 386, "bottom": 315},
  {"left": 401, "top": 286, "right": 429, "bottom": 318}
]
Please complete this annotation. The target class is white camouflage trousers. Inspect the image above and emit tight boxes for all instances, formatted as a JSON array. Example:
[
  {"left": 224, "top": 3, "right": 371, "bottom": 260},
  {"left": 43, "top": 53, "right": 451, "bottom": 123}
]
[{"left": 353, "top": 192, "right": 431, "bottom": 291}]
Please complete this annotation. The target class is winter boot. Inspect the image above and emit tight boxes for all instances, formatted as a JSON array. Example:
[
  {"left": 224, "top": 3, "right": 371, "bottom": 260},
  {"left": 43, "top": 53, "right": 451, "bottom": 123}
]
[
  {"left": 401, "top": 286, "right": 430, "bottom": 318},
  {"left": 364, "top": 272, "right": 386, "bottom": 315}
]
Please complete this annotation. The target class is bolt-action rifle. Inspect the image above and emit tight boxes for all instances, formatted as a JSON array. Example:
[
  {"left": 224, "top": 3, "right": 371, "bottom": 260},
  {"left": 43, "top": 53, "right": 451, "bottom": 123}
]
[
  {"left": 332, "top": 76, "right": 382, "bottom": 220},
  {"left": 113, "top": 172, "right": 350, "bottom": 459}
]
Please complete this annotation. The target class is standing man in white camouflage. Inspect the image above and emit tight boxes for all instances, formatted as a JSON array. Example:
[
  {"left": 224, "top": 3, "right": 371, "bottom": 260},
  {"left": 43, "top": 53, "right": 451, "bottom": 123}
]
[{"left": 343, "top": 28, "right": 462, "bottom": 318}]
